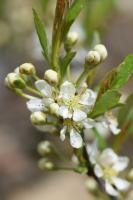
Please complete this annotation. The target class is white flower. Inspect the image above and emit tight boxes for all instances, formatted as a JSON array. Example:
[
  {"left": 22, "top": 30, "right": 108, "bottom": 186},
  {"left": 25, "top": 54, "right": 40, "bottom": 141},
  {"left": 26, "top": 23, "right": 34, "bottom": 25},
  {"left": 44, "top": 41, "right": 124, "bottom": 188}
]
[
  {"left": 58, "top": 81, "right": 97, "bottom": 122},
  {"left": 101, "top": 112, "right": 121, "bottom": 135},
  {"left": 26, "top": 80, "right": 56, "bottom": 112},
  {"left": 88, "top": 144, "right": 130, "bottom": 197}
]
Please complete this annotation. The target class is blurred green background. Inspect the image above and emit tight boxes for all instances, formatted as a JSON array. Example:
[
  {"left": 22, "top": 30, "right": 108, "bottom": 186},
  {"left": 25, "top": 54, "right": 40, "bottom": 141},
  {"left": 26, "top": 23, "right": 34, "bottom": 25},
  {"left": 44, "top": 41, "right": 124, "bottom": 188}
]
[{"left": 0, "top": 0, "right": 133, "bottom": 200}]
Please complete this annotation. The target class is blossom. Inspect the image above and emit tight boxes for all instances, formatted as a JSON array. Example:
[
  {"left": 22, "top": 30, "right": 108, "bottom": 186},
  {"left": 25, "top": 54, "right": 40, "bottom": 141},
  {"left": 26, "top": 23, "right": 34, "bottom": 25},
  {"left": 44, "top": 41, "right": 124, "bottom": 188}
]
[
  {"left": 87, "top": 144, "right": 130, "bottom": 197},
  {"left": 101, "top": 112, "right": 121, "bottom": 135},
  {"left": 58, "top": 81, "right": 97, "bottom": 122},
  {"left": 26, "top": 80, "right": 56, "bottom": 112}
]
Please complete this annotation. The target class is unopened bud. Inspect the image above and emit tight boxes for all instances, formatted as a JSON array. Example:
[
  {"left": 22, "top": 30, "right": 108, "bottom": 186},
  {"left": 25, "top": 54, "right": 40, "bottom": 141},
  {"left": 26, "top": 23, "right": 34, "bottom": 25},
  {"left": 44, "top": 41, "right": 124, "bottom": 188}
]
[
  {"left": 37, "top": 141, "right": 53, "bottom": 156},
  {"left": 66, "top": 31, "right": 79, "bottom": 46},
  {"left": 38, "top": 158, "right": 54, "bottom": 170},
  {"left": 19, "top": 63, "right": 36, "bottom": 75},
  {"left": 14, "top": 67, "right": 20, "bottom": 75},
  {"left": 50, "top": 103, "right": 59, "bottom": 116},
  {"left": 85, "top": 50, "right": 101, "bottom": 65},
  {"left": 5, "top": 72, "right": 26, "bottom": 89},
  {"left": 94, "top": 44, "right": 108, "bottom": 61},
  {"left": 85, "top": 177, "right": 98, "bottom": 192},
  {"left": 30, "top": 111, "right": 46, "bottom": 125},
  {"left": 44, "top": 69, "right": 58, "bottom": 84}
]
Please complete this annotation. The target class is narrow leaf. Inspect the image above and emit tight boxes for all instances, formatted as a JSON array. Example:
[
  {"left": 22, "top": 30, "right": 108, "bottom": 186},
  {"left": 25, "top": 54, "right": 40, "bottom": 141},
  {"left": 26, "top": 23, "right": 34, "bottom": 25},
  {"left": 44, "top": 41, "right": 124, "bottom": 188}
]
[
  {"left": 90, "top": 90, "right": 121, "bottom": 118},
  {"left": 33, "top": 9, "right": 49, "bottom": 62},
  {"left": 92, "top": 128, "right": 107, "bottom": 150}
]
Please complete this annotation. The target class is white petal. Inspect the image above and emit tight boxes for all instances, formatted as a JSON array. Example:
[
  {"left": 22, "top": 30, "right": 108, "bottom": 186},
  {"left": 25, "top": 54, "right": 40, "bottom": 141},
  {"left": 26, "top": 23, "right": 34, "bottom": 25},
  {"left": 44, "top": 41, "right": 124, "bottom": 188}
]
[
  {"left": 79, "top": 89, "right": 97, "bottom": 106},
  {"left": 60, "top": 81, "right": 76, "bottom": 100},
  {"left": 42, "top": 97, "right": 54, "bottom": 106},
  {"left": 109, "top": 124, "right": 121, "bottom": 135},
  {"left": 102, "top": 121, "right": 109, "bottom": 129},
  {"left": 59, "top": 106, "right": 72, "bottom": 119},
  {"left": 35, "top": 80, "right": 52, "bottom": 97},
  {"left": 73, "top": 108, "right": 87, "bottom": 122},
  {"left": 26, "top": 98, "right": 44, "bottom": 112},
  {"left": 99, "top": 148, "right": 118, "bottom": 167},
  {"left": 105, "top": 181, "right": 119, "bottom": 197},
  {"left": 87, "top": 142, "right": 99, "bottom": 164},
  {"left": 112, "top": 157, "right": 129, "bottom": 172},
  {"left": 70, "top": 128, "right": 83, "bottom": 149},
  {"left": 94, "top": 164, "right": 104, "bottom": 178},
  {"left": 112, "top": 177, "right": 130, "bottom": 191},
  {"left": 60, "top": 126, "right": 67, "bottom": 141},
  {"left": 83, "top": 118, "right": 95, "bottom": 129}
]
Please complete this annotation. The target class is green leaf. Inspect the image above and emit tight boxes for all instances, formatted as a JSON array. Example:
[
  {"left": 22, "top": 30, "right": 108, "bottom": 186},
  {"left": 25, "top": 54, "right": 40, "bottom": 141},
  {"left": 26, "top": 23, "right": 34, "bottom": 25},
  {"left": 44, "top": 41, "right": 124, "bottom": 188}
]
[
  {"left": 111, "top": 55, "right": 133, "bottom": 89},
  {"left": 33, "top": 9, "right": 49, "bottom": 63},
  {"left": 62, "top": 0, "right": 85, "bottom": 40},
  {"left": 92, "top": 128, "right": 107, "bottom": 150},
  {"left": 118, "top": 93, "right": 133, "bottom": 126},
  {"left": 90, "top": 90, "right": 121, "bottom": 118},
  {"left": 61, "top": 51, "right": 76, "bottom": 77}
]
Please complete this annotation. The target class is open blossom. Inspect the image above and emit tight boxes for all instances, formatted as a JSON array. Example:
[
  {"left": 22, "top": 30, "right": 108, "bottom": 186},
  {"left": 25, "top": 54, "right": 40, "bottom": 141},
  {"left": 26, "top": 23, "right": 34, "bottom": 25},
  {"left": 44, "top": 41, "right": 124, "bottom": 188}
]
[
  {"left": 101, "top": 112, "right": 121, "bottom": 135},
  {"left": 58, "top": 81, "right": 97, "bottom": 122},
  {"left": 87, "top": 143, "right": 130, "bottom": 197},
  {"left": 26, "top": 80, "right": 56, "bottom": 112}
]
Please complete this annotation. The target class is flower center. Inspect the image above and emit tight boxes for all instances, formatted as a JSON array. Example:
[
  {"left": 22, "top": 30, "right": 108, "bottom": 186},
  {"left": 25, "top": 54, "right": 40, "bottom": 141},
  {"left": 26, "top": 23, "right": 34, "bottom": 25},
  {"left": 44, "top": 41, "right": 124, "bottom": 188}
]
[
  {"left": 103, "top": 167, "right": 118, "bottom": 180},
  {"left": 64, "top": 95, "right": 80, "bottom": 110}
]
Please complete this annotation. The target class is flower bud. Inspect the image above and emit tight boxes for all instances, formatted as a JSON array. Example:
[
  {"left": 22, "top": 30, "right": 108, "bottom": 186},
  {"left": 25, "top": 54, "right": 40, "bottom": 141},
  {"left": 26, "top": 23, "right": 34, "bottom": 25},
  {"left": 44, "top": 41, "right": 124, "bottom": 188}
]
[
  {"left": 37, "top": 141, "right": 53, "bottom": 156},
  {"left": 30, "top": 111, "right": 46, "bottom": 125},
  {"left": 14, "top": 67, "right": 20, "bottom": 75},
  {"left": 94, "top": 44, "right": 108, "bottom": 61},
  {"left": 44, "top": 69, "right": 58, "bottom": 84},
  {"left": 85, "top": 177, "right": 98, "bottom": 192},
  {"left": 19, "top": 63, "right": 36, "bottom": 75},
  {"left": 5, "top": 72, "right": 26, "bottom": 89},
  {"left": 85, "top": 50, "right": 101, "bottom": 65},
  {"left": 66, "top": 31, "right": 79, "bottom": 46},
  {"left": 38, "top": 158, "right": 54, "bottom": 170},
  {"left": 49, "top": 103, "right": 59, "bottom": 116}
]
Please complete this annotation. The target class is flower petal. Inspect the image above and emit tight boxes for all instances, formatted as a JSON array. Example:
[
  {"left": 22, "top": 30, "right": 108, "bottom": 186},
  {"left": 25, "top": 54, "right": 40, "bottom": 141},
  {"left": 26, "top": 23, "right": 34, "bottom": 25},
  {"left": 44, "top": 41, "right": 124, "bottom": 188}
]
[
  {"left": 73, "top": 108, "right": 87, "bottom": 122},
  {"left": 83, "top": 118, "right": 95, "bottom": 129},
  {"left": 35, "top": 80, "right": 52, "bottom": 97},
  {"left": 99, "top": 148, "right": 118, "bottom": 167},
  {"left": 105, "top": 181, "right": 119, "bottom": 197},
  {"left": 60, "top": 126, "right": 67, "bottom": 141},
  {"left": 112, "top": 157, "right": 129, "bottom": 172},
  {"left": 42, "top": 97, "right": 54, "bottom": 106},
  {"left": 70, "top": 128, "right": 83, "bottom": 149},
  {"left": 79, "top": 89, "right": 97, "bottom": 106},
  {"left": 112, "top": 177, "right": 130, "bottom": 191},
  {"left": 26, "top": 98, "right": 45, "bottom": 112},
  {"left": 109, "top": 124, "right": 121, "bottom": 135},
  {"left": 94, "top": 164, "right": 104, "bottom": 178},
  {"left": 59, "top": 106, "right": 72, "bottom": 119},
  {"left": 60, "top": 81, "right": 76, "bottom": 100}
]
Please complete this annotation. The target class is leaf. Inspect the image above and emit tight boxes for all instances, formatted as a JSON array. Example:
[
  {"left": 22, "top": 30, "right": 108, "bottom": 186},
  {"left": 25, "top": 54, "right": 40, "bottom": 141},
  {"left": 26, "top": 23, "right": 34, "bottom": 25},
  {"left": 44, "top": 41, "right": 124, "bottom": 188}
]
[
  {"left": 118, "top": 93, "right": 133, "bottom": 126},
  {"left": 90, "top": 90, "right": 121, "bottom": 118},
  {"left": 61, "top": 0, "right": 85, "bottom": 40},
  {"left": 33, "top": 9, "right": 49, "bottom": 63},
  {"left": 92, "top": 128, "right": 107, "bottom": 150},
  {"left": 111, "top": 55, "right": 133, "bottom": 89},
  {"left": 61, "top": 51, "right": 76, "bottom": 77}
]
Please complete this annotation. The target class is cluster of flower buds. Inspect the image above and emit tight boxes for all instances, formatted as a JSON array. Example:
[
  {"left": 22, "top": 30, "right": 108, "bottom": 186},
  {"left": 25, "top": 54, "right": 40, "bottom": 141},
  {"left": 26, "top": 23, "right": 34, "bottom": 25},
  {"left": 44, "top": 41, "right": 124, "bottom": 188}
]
[
  {"left": 65, "top": 31, "right": 79, "bottom": 51},
  {"left": 85, "top": 44, "right": 108, "bottom": 66}
]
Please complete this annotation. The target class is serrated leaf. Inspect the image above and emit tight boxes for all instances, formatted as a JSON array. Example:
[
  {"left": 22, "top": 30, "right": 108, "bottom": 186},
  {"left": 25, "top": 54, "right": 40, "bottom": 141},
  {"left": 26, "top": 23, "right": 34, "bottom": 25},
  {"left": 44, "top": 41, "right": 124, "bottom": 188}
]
[
  {"left": 118, "top": 93, "right": 133, "bottom": 126},
  {"left": 61, "top": 0, "right": 85, "bottom": 40},
  {"left": 111, "top": 55, "right": 133, "bottom": 89},
  {"left": 61, "top": 51, "right": 76, "bottom": 77},
  {"left": 90, "top": 90, "right": 121, "bottom": 118},
  {"left": 33, "top": 9, "right": 49, "bottom": 63}
]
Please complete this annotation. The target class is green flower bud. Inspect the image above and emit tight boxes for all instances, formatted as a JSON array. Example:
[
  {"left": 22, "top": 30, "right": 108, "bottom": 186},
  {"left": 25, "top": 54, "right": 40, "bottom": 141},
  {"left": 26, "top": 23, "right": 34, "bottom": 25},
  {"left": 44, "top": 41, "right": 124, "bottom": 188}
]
[
  {"left": 30, "top": 111, "right": 46, "bottom": 125},
  {"left": 49, "top": 103, "right": 59, "bottom": 116},
  {"left": 44, "top": 69, "right": 58, "bottom": 84},
  {"left": 38, "top": 158, "right": 54, "bottom": 170},
  {"left": 94, "top": 44, "right": 108, "bottom": 61},
  {"left": 19, "top": 63, "right": 36, "bottom": 75},
  {"left": 66, "top": 31, "right": 79, "bottom": 46},
  {"left": 37, "top": 141, "right": 53, "bottom": 156},
  {"left": 5, "top": 72, "right": 26, "bottom": 89},
  {"left": 85, "top": 50, "right": 101, "bottom": 66}
]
